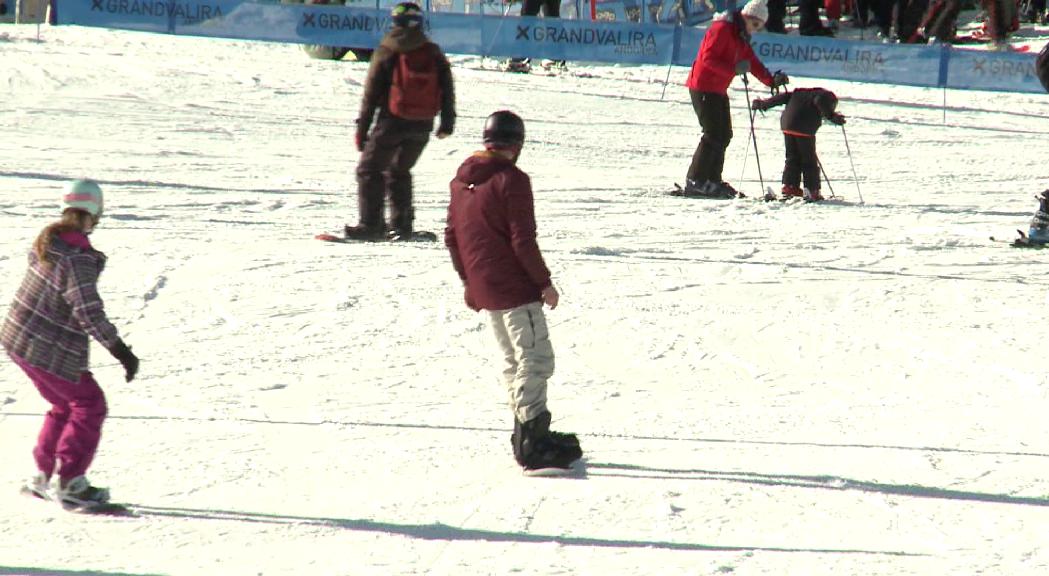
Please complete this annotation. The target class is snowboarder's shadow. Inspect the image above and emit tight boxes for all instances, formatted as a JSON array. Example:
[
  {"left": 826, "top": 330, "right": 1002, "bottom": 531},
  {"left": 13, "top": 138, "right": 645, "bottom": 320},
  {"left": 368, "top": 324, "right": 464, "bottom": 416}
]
[{"left": 585, "top": 462, "right": 1049, "bottom": 507}]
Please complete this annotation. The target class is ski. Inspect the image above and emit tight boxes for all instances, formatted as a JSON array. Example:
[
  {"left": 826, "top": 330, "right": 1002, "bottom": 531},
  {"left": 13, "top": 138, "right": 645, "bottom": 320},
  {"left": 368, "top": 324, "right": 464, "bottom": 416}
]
[
  {"left": 522, "top": 461, "right": 583, "bottom": 478},
  {"left": 990, "top": 232, "right": 1047, "bottom": 248},
  {"left": 667, "top": 182, "right": 743, "bottom": 200}
]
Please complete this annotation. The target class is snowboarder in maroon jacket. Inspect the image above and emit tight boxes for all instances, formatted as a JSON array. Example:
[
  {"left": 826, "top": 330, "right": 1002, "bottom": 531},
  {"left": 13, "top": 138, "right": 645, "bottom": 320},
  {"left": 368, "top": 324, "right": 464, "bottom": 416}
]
[{"left": 445, "top": 111, "right": 582, "bottom": 474}]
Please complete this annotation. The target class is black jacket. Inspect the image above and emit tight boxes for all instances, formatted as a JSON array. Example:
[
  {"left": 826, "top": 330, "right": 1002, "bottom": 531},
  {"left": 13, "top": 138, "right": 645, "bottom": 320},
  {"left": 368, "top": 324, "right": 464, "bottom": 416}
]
[{"left": 759, "top": 88, "right": 838, "bottom": 136}]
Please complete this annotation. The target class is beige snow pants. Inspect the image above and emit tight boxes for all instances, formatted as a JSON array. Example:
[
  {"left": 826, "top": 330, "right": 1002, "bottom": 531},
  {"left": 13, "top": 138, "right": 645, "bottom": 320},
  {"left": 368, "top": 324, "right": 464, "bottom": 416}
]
[{"left": 488, "top": 301, "right": 554, "bottom": 424}]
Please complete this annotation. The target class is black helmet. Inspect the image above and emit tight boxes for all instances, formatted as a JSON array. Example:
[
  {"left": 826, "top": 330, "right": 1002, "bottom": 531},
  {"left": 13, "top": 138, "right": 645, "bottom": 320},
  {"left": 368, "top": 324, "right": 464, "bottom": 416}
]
[
  {"left": 482, "top": 110, "right": 525, "bottom": 148},
  {"left": 391, "top": 2, "right": 423, "bottom": 28}
]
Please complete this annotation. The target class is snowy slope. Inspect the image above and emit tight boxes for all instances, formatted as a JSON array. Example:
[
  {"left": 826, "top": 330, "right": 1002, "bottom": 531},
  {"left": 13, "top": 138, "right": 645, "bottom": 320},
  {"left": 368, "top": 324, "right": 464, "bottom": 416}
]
[{"left": 1, "top": 22, "right": 1049, "bottom": 576}]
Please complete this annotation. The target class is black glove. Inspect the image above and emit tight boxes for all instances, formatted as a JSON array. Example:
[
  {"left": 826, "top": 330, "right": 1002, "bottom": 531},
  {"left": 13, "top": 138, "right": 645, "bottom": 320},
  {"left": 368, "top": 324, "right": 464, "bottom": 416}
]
[
  {"left": 828, "top": 113, "right": 846, "bottom": 125},
  {"left": 771, "top": 70, "right": 789, "bottom": 88},
  {"left": 436, "top": 120, "right": 454, "bottom": 138},
  {"left": 354, "top": 118, "right": 369, "bottom": 152},
  {"left": 734, "top": 60, "right": 750, "bottom": 75},
  {"left": 751, "top": 99, "right": 768, "bottom": 112},
  {"left": 108, "top": 339, "right": 139, "bottom": 382}
]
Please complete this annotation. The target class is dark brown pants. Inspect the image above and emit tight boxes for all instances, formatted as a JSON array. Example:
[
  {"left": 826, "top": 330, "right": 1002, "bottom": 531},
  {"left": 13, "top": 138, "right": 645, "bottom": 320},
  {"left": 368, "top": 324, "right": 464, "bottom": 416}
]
[
  {"left": 355, "top": 118, "right": 430, "bottom": 233},
  {"left": 687, "top": 90, "right": 732, "bottom": 185}
]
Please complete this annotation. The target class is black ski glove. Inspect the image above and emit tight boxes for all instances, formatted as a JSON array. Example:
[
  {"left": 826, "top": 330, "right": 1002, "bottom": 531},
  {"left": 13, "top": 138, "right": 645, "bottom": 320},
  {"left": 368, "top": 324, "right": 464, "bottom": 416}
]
[
  {"left": 354, "top": 118, "right": 369, "bottom": 152},
  {"left": 828, "top": 113, "right": 846, "bottom": 125},
  {"left": 771, "top": 70, "right": 789, "bottom": 88},
  {"left": 108, "top": 339, "right": 139, "bottom": 383},
  {"left": 436, "top": 119, "right": 454, "bottom": 139},
  {"left": 752, "top": 98, "right": 769, "bottom": 112}
]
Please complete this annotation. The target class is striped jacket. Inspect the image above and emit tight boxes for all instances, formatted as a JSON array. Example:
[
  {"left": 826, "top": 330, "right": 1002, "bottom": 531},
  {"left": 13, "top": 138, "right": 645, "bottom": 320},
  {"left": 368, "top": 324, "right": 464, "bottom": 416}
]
[{"left": 2, "top": 231, "right": 121, "bottom": 383}]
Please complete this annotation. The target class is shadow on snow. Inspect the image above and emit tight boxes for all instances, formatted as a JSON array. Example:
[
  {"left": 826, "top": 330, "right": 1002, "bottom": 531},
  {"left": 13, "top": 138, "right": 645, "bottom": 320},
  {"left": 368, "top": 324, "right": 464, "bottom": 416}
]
[
  {"left": 587, "top": 462, "right": 1049, "bottom": 508},
  {"left": 123, "top": 504, "right": 917, "bottom": 557}
]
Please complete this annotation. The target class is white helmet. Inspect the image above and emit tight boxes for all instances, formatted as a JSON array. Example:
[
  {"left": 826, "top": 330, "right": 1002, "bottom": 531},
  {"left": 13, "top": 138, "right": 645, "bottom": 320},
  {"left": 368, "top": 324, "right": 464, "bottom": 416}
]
[{"left": 63, "top": 179, "right": 104, "bottom": 217}]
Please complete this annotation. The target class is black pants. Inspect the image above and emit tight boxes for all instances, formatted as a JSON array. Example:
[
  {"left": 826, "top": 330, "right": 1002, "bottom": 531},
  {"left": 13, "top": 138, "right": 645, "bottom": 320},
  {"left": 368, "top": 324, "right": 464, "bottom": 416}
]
[
  {"left": 355, "top": 118, "right": 430, "bottom": 233},
  {"left": 783, "top": 134, "right": 821, "bottom": 191},
  {"left": 798, "top": 0, "right": 829, "bottom": 34},
  {"left": 922, "top": 0, "right": 961, "bottom": 41},
  {"left": 687, "top": 90, "right": 732, "bottom": 184},
  {"left": 522, "top": 0, "right": 560, "bottom": 17},
  {"left": 766, "top": 0, "right": 788, "bottom": 32}
]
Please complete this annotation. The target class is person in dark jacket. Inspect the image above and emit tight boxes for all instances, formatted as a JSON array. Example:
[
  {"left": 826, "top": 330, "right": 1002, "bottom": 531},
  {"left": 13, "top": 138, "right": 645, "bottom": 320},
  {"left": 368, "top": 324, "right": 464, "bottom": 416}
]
[
  {"left": 506, "top": 0, "right": 565, "bottom": 72},
  {"left": 2, "top": 179, "right": 139, "bottom": 510},
  {"left": 684, "top": 0, "right": 788, "bottom": 198},
  {"left": 752, "top": 87, "right": 846, "bottom": 201},
  {"left": 445, "top": 111, "right": 582, "bottom": 474},
  {"left": 346, "top": 2, "right": 456, "bottom": 241}
]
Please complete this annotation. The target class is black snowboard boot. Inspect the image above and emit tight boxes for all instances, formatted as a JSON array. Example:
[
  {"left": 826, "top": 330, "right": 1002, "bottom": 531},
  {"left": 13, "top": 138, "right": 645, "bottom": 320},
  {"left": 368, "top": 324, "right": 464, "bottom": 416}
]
[
  {"left": 511, "top": 411, "right": 583, "bottom": 471},
  {"left": 343, "top": 224, "right": 386, "bottom": 241}
]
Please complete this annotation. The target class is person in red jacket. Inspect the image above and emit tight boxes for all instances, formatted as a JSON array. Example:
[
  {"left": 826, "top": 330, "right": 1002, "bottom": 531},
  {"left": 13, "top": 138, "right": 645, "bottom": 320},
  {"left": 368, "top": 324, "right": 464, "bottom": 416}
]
[
  {"left": 445, "top": 111, "right": 582, "bottom": 474},
  {"left": 684, "top": 0, "right": 788, "bottom": 198}
]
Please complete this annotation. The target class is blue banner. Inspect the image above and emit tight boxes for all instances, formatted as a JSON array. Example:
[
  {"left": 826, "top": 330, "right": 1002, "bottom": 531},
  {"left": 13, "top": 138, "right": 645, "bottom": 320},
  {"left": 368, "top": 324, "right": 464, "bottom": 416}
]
[
  {"left": 945, "top": 47, "right": 1044, "bottom": 93},
  {"left": 54, "top": 0, "right": 1043, "bottom": 94}
]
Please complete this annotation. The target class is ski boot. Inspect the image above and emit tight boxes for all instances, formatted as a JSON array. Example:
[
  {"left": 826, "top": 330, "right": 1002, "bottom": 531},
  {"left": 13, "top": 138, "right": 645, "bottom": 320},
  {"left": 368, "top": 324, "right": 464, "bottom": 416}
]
[
  {"left": 343, "top": 224, "right": 386, "bottom": 241},
  {"left": 681, "top": 179, "right": 736, "bottom": 199},
  {"left": 803, "top": 188, "right": 825, "bottom": 202},
  {"left": 504, "top": 58, "right": 531, "bottom": 73},
  {"left": 781, "top": 184, "right": 804, "bottom": 198}
]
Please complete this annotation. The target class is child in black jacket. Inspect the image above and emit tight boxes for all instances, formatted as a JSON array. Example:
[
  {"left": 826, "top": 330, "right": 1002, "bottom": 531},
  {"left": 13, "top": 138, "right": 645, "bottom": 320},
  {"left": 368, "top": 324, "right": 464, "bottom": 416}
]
[{"left": 752, "top": 88, "right": 845, "bottom": 201}]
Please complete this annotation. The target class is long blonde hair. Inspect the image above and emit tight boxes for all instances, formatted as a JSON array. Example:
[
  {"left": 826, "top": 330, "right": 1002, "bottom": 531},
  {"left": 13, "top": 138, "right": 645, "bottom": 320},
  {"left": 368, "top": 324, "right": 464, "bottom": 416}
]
[{"left": 33, "top": 208, "right": 95, "bottom": 267}]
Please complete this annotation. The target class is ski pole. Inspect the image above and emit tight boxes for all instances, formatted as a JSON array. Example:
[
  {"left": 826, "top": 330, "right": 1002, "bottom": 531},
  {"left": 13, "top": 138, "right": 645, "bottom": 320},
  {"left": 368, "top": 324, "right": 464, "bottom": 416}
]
[
  {"left": 816, "top": 155, "right": 837, "bottom": 199},
  {"left": 740, "top": 73, "right": 770, "bottom": 201},
  {"left": 660, "top": 62, "right": 673, "bottom": 101},
  {"left": 841, "top": 124, "right": 864, "bottom": 204}
]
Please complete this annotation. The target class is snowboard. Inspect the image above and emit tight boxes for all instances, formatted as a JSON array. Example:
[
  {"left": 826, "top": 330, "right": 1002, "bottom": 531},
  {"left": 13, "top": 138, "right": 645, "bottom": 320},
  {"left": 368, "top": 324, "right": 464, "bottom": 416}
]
[
  {"left": 316, "top": 231, "right": 437, "bottom": 243},
  {"left": 21, "top": 485, "right": 134, "bottom": 516},
  {"left": 522, "top": 461, "right": 583, "bottom": 478},
  {"left": 62, "top": 502, "right": 134, "bottom": 516}
]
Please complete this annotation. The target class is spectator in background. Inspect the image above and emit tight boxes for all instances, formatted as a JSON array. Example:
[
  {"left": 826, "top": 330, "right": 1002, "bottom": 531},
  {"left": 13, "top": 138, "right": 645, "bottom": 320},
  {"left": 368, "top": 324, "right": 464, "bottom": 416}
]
[
  {"left": 766, "top": 0, "right": 788, "bottom": 32},
  {"left": 916, "top": 0, "right": 962, "bottom": 43},
  {"left": 825, "top": 0, "right": 844, "bottom": 32},
  {"left": 799, "top": 0, "right": 836, "bottom": 34},
  {"left": 507, "top": 0, "right": 566, "bottom": 72},
  {"left": 1022, "top": 0, "right": 1046, "bottom": 24}
]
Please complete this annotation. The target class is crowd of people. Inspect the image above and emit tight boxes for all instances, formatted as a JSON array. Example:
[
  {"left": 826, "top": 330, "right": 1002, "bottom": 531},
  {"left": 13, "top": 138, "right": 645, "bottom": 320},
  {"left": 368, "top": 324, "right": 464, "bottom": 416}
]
[{"left": 762, "top": 0, "right": 1039, "bottom": 48}]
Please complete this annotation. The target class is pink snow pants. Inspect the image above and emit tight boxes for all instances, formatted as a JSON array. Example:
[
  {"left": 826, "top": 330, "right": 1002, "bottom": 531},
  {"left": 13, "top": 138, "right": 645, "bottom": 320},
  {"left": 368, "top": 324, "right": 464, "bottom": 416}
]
[{"left": 10, "top": 354, "right": 107, "bottom": 482}]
